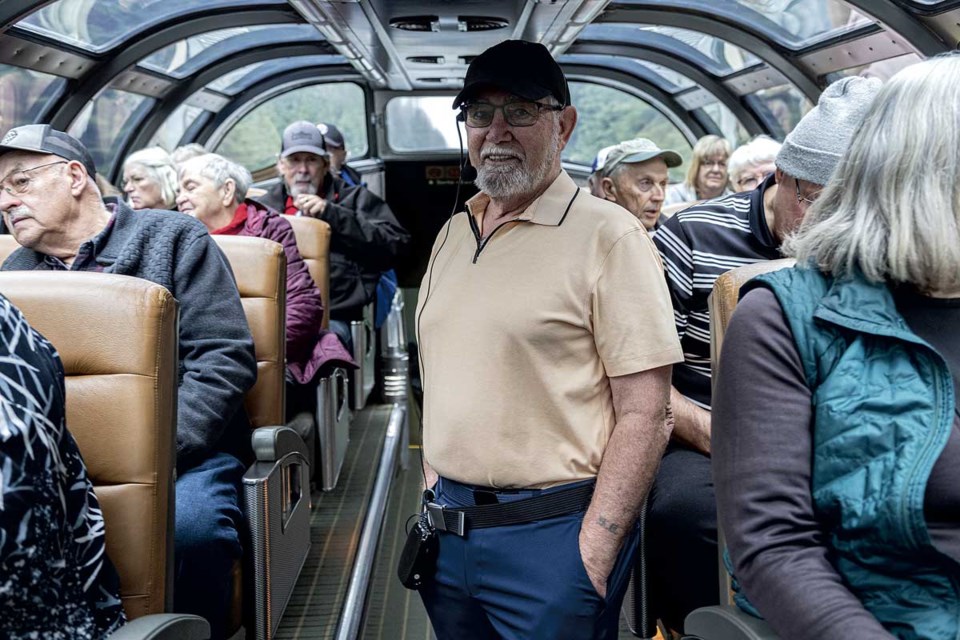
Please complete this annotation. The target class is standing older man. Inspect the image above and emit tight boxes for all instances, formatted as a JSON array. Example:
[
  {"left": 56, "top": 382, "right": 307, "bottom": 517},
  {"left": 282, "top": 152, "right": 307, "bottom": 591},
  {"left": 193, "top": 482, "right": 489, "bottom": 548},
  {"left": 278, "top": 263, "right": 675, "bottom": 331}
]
[
  {"left": 415, "top": 40, "right": 682, "bottom": 639},
  {"left": 258, "top": 121, "right": 408, "bottom": 350},
  {"left": 0, "top": 125, "right": 256, "bottom": 640},
  {"left": 648, "top": 76, "right": 882, "bottom": 634},
  {"left": 599, "top": 138, "right": 682, "bottom": 232}
]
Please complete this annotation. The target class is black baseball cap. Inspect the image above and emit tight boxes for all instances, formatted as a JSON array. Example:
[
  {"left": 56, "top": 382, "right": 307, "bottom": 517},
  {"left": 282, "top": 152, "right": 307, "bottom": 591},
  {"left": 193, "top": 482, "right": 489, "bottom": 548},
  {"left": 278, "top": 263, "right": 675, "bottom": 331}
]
[
  {"left": 452, "top": 40, "right": 570, "bottom": 109},
  {"left": 0, "top": 124, "right": 97, "bottom": 177},
  {"left": 316, "top": 123, "right": 345, "bottom": 149}
]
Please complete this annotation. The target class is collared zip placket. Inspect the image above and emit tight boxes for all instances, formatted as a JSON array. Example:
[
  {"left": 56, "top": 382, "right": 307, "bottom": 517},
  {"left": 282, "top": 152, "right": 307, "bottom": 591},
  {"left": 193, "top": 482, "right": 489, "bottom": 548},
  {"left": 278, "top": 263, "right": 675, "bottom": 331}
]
[{"left": 467, "top": 213, "right": 513, "bottom": 264}]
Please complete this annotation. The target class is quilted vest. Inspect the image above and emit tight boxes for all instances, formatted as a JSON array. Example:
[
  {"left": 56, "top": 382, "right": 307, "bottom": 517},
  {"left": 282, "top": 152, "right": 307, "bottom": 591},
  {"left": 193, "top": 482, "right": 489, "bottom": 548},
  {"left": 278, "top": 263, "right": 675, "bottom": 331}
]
[{"left": 744, "top": 266, "right": 960, "bottom": 639}]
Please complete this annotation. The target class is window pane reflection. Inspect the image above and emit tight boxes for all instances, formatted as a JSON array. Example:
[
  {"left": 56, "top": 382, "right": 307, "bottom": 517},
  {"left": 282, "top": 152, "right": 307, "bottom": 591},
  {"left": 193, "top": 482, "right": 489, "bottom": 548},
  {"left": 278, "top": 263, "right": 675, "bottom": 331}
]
[
  {"left": 0, "top": 66, "right": 65, "bottom": 133},
  {"left": 68, "top": 89, "right": 153, "bottom": 177}
]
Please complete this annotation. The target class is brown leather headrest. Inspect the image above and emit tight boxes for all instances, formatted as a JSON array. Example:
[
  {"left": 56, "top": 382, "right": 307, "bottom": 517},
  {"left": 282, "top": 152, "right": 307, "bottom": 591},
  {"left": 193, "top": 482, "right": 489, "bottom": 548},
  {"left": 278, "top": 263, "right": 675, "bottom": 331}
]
[{"left": 282, "top": 215, "right": 331, "bottom": 330}]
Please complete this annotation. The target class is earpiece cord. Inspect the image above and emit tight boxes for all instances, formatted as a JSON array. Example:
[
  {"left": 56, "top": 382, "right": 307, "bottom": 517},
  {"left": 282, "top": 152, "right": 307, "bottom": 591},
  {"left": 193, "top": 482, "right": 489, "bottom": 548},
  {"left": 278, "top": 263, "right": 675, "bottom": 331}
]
[{"left": 413, "top": 112, "right": 470, "bottom": 500}]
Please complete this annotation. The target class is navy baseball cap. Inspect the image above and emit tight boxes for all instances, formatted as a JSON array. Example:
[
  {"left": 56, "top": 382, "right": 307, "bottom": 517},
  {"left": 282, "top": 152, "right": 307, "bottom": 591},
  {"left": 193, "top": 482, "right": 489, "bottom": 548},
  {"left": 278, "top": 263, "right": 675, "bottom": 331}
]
[
  {"left": 0, "top": 124, "right": 97, "bottom": 177},
  {"left": 453, "top": 40, "right": 570, "bottom": 109}
]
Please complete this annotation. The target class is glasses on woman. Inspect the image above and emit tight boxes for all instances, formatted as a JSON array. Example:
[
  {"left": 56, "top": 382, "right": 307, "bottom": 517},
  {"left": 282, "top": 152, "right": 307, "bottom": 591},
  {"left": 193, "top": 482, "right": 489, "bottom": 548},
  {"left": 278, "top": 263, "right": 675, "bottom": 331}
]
[
  {"left": 736, "top": 173, "right": 767, "bottom": 190},
  {"left": 461, "top": 101, "right": 564, "bottom": 128},
  {"left": 0, "top": 160, "right": 68, "bottom": 196}
]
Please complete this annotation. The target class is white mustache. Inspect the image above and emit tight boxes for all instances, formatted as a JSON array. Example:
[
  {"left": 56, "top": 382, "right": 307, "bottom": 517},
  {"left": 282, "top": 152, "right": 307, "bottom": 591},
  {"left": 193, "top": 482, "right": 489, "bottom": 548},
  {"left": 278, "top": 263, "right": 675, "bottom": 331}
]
[{"left": 6, "top": 205, "right": 30, "bottom": 220}]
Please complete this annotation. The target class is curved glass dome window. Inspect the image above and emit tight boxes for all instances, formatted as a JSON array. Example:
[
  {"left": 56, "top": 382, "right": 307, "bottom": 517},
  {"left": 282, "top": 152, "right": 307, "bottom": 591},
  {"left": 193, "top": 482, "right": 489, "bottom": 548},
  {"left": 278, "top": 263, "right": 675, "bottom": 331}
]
[
  {"left": 0, "top": 65, "right": 66, "bottom": 131},
  {"left": 149, "top": 104, "right": 206, "bottom": 152},
  {"left": 140, "top": 25, "right": 321, "bottom": 79},
  {"left": 205, "top": 55, "right": 346, "bottom": 95},
  {"left": 746, "top": 84, "right": 813, "bottom": 140},
  {"left": 578, "top": 24, "right": 759, "bottom": 75},
  {"left": 215, "top": 82, "right": 366, "bottom": 172},
  {"left": 18, "top": 0, "right": 287, "bottom": 53},
  {"left": 621, "top": 0, "right": 876, "bottom": 49},
  {"left": 68, "top": 89, "right": 154, "bottom": 177},
  {"left": 565, "top": 81, "right": 692, "bottom": 182},
  {"left": 560, "top": 54, "right": 696, "bottom": 92}
]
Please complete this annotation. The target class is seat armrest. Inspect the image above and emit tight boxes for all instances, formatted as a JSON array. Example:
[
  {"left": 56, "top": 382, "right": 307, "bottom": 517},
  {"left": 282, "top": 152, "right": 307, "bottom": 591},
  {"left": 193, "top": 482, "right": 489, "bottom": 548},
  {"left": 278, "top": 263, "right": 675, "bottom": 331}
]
[
  {"left": 107, "top": 614, "right": 210, "bottom": 640},
  {"left": 251, "top": 425, "right": 309, "bottom": 462},
  {"left": 684, "top": 606, "right": 779, "bottom": 640}
]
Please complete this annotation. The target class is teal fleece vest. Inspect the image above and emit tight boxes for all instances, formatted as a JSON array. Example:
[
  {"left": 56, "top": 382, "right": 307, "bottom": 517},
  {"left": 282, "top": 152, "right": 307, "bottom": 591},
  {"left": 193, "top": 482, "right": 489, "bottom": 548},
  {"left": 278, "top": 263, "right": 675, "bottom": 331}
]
[{"left": 744, "top": 266, "right": 960, "bottom": 639}]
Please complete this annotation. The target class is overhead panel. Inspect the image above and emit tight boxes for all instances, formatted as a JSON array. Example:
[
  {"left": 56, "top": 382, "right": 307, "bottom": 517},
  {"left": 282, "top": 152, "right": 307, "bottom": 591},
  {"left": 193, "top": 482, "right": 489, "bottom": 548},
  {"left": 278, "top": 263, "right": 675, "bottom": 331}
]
[
  {"left": 723, "top": 66, "right": 789, "bottom": 96},
  {"left": 109, "top": 69, "right": 174, "bottom": 99},
  {"left": 185, "top": 90, "right": 231, "bottom": 112},
  {"left": 800, "top": 29, "right": 917, "bottom": 77},
  {"left": 287, "top": 1, "right": 612, "bottom": 92}
]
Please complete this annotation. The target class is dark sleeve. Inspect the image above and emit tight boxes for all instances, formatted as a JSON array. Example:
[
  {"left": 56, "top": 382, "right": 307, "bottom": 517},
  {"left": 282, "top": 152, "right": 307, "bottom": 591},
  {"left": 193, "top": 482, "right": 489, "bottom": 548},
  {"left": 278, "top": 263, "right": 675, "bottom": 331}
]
[
  {"left": 322, "top": 186, "right": 410, "bottom": 271},
  {"left": 172, "top": 233, "right": 258, "bottom": 467},
  {"left": 272, "top": 217, "right": 323, "bottom": 359},
  {"left": 712, "top": 286, "right": 895, "bottom": 640}
]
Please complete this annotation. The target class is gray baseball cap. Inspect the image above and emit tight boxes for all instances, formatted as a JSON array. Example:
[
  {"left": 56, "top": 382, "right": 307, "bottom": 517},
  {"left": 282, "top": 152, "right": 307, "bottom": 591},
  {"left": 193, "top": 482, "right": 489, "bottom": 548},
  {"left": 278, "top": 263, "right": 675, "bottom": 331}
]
[
  {"left": 281, "top": 121, "right": 328, "bottom": 159},
  {"left": 602, "top": 138, "right": 682, "bottom": 176},
  {"left": 0, "top": 124, "right": 97, "bottom": 177}
]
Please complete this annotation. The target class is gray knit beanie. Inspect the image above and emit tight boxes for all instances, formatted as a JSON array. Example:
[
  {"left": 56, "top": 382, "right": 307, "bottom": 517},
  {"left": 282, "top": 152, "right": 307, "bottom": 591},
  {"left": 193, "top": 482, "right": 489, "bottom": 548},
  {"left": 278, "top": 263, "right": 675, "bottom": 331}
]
[{"left": 775, "top": 76, "right": 882, "bottom": 185}]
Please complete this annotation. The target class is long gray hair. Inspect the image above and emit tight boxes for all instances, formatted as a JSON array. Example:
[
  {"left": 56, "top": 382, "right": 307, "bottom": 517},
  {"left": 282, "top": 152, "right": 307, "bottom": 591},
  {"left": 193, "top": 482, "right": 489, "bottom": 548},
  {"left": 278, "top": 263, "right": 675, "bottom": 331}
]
[{"left": 783, "top": 54, "right": 960, "bottom": 293}]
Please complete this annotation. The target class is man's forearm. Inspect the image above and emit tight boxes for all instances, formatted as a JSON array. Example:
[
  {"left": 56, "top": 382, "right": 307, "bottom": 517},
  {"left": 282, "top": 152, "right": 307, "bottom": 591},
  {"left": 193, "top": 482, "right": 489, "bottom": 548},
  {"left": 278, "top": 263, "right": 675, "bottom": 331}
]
[
  {"left": 670, "top": 385, "right": 711, "bottom": 454},
  {"left": 579, "top": 366, "right": 673, "bottom": 594}
]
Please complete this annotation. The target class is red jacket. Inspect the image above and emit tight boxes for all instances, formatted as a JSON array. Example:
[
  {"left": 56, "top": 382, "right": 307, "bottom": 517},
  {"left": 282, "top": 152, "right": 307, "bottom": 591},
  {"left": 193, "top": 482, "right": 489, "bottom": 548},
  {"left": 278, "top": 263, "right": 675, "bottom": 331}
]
[{"left": 217, "top": 200, "right": 355, "bottom": 383}]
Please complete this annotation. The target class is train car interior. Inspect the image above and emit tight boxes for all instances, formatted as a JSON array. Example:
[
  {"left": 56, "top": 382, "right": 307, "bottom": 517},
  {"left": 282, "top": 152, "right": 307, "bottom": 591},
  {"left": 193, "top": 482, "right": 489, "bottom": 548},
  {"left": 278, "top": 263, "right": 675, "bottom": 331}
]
[{"left": 2, "top": 1, "right": 960, "bottom": 639}]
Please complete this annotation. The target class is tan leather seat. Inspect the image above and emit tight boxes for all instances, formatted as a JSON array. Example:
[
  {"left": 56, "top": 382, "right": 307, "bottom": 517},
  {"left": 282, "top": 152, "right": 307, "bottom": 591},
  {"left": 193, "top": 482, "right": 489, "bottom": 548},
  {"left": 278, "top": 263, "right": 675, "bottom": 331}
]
[
  {"left": 708, "top": 259, "right": 796, "bottom": 384},
  {"left": 0, "top": 272, "right": 178, "bottom": 620},
  {"left": 213, "top": 235, "right": 287, "bottom": 428},
  {"left": 281, "top": 215, "right": 332, "bottom": 330},
  {"left": 0, "top": 234, "right": 20, "bottom": 264}
]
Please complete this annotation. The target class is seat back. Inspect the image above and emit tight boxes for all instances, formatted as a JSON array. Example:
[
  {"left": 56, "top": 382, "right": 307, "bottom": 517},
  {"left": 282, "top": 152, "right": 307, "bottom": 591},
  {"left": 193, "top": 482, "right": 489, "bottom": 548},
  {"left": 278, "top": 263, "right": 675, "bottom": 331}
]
[
  {"left": 708, "top": 259, "right": 796, "bottom": 392},
  {"left": 212, "top": 235, "right": 287, "bottom": 429},
  {"left": 0, "top": 271, "right": 179, "bottom": 620},
  {"left": 0, "top": 234, "right": 20, "bottom": 263},
  {"left": 281, "top": 215, "right": 332, "bottom": 330}
]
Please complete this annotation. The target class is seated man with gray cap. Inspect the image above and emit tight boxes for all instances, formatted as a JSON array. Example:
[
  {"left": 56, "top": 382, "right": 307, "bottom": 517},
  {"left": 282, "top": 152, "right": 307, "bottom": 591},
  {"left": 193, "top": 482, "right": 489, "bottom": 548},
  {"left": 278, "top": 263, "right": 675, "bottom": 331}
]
[
  {"left": 258, "top": 121, "right": 409, "bottom": 350},
  {"left": 0, "top": 124, "right": 257, "bottom": 640},
  {"left": 598, "top": 138, "right": 682, "bottom": 232},
  {"left": 648, "top": 76, "right": 882, "bottom": 634}
]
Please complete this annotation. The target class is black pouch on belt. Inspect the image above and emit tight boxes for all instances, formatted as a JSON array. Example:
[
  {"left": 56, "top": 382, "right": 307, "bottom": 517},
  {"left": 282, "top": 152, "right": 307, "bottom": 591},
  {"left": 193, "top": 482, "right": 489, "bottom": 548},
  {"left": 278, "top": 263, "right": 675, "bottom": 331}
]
[{"left": 397, "top": 517, "right": 438, "bottom": 590}]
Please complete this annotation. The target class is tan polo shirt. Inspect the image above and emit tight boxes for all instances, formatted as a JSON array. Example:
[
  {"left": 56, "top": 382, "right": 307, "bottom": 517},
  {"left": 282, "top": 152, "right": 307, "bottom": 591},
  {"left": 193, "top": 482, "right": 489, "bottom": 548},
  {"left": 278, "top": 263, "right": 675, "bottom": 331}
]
[{"left": 416, "top": 171, "right": 682, "bottom": 488}]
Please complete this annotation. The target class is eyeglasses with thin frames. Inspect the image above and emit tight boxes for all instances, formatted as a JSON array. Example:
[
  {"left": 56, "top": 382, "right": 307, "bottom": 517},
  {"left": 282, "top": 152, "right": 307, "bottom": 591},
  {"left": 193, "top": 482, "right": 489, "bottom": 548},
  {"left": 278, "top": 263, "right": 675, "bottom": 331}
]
[
  {"left": 0, "top": 160, "right": 68, "bottom": 196},
  {"left": 794, "top": 177, "right": 820, "bottom": 207},
  {"left": 461, "top": 101, "right": 564, "bottom": 128}
]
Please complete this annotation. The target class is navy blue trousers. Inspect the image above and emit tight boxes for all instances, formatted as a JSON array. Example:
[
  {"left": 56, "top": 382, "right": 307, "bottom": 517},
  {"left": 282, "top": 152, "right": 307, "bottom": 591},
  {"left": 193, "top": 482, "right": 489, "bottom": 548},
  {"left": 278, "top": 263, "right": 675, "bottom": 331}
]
[
  {"left": 174, "top": 452, "right": 245, "bottom": 640},
  {"left": 420, "top": 478, "right": 639, "bottom": 640}
]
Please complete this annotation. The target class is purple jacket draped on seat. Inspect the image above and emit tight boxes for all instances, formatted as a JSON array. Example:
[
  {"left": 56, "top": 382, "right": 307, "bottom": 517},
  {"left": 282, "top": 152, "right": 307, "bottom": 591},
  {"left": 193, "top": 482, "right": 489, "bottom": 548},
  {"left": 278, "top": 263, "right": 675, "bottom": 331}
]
[{"left": 224, "top": 200, "right": 355, "bottom": 383}]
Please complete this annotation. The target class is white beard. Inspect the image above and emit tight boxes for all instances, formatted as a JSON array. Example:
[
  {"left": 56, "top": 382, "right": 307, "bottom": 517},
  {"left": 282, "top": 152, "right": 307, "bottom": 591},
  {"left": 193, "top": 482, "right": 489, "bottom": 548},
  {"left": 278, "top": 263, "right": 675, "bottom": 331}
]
[
  {"left": 288, "top": 181, "right": 318, "bottom": 197},
  {"left": 475, "top": 134, "right": 560, "bottom": 200}
]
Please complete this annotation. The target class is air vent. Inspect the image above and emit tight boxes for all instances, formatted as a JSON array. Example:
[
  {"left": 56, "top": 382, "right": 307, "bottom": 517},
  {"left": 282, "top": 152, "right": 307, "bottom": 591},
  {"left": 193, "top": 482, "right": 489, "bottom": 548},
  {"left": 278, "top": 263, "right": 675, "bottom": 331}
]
[
  {"left": 390, "top": 15, "right": 438, "bottom": 32},
  {"left": 418, "top": 78, "right": 446, "bottom": 83},
  {"left": 458, "top": 16, "right": 509, "bottom": 32},
  {"left": 408, "top": 56, "right": 445, "bottom": 64}
]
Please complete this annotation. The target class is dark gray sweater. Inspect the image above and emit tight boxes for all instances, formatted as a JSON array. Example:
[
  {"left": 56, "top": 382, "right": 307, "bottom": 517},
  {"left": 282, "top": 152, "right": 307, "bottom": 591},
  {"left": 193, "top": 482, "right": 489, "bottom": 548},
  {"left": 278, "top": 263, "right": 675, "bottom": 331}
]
[
  {"left": 2, "top": 203, "right": 257, "bottom": 471},
  {"left": 713, "top": 286, "right": 960, "bottom": 640}
]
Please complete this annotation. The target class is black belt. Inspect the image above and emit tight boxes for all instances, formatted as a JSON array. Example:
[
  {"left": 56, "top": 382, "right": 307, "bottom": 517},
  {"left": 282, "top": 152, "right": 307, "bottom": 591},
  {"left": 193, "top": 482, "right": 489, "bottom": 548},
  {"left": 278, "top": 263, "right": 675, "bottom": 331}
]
[{"left": 426, "top": 482, "right": 594, "bottom": 536}]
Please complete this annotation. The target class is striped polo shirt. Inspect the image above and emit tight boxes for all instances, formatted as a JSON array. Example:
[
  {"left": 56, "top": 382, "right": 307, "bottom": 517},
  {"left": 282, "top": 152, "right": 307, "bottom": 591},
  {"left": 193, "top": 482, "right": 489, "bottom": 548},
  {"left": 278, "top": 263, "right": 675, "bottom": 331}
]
[{"left": 653, "top": 175, "right": 781, "bottom": 409}]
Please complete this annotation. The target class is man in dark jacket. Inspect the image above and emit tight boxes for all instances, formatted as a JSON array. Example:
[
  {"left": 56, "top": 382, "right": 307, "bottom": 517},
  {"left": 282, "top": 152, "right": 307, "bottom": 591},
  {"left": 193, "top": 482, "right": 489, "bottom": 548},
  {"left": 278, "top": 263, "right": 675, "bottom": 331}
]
[
  {"left": 258, "top": 120, "right": 409, "bottom": 348},
  {"left": 0, "top": 125, "right": 256, "bottom": 640},
  {"left": 317, "top": 122, "right": 363, "bottom": 187}
]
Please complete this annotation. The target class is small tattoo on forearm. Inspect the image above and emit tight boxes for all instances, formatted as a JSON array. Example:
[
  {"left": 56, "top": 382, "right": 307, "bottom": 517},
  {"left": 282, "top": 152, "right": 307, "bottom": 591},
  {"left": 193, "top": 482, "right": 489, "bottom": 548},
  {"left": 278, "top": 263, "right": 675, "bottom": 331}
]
[{"left": 596, "top": 516, "right": 621, "bottom": 535}]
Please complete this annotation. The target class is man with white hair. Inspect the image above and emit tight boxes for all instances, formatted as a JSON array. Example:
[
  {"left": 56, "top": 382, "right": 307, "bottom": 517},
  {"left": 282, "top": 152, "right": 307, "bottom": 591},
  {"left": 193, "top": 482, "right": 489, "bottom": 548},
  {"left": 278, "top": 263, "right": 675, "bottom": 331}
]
[
  {"left": 0, "top": 125, "right": 256, "bottom": 640},
  {"left": 258, "top": 121, "right": 409, "bottom": 349},
  {"left": 416, "top": 39, "right": 682, "bottom": 639},
  {"left": 648, "top": 76, "right": 883, "bottom": 634}
]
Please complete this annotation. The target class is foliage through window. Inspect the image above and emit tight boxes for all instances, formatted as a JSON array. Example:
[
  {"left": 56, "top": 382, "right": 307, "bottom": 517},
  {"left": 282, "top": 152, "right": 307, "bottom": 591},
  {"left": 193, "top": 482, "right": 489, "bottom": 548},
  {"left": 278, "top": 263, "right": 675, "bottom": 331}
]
[
  {"left": 564, "top": 82, "right": 692, "bottom": 182},
  {"left": 0, "top": 66, "right": 65, "bottom": 134},
  {"left": 67, "top": 88, "right": 153, "bottom": 178},
  {"left": 215, "top": 83, "right": 367, "bottom": 173}
]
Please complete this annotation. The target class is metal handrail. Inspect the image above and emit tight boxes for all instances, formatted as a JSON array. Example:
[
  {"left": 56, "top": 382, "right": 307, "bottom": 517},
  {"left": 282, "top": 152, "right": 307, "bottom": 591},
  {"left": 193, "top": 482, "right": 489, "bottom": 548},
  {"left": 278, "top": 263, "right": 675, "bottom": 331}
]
[{"left": 334, "top": 402, "right": 406, "bottom": 640}]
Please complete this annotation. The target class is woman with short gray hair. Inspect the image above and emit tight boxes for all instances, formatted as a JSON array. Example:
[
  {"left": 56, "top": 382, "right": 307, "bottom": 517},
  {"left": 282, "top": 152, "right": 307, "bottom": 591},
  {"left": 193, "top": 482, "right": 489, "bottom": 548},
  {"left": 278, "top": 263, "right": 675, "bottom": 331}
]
[
  {"left": 712, "top": 54, "right": 960, "bottom": 639},
  {"left": 122, "top": 146, "right": 178, "bottom": 210}
]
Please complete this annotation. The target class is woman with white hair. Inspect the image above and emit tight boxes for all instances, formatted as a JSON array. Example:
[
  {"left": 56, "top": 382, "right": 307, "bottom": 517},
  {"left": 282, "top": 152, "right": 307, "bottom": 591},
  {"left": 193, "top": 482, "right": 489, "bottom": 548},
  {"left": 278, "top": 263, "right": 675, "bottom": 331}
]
[
  {"left": 664, "top": 134, "right": 731, "bottom": 206},
  {"left": 713, "top": 54, "right": 960, "bottom": 639},
  {"left": 122, "top": 146, "right": 178, "bottom": 210},
  {"left": 726, "top": 135, "right": 781, "bottom": 193}
]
